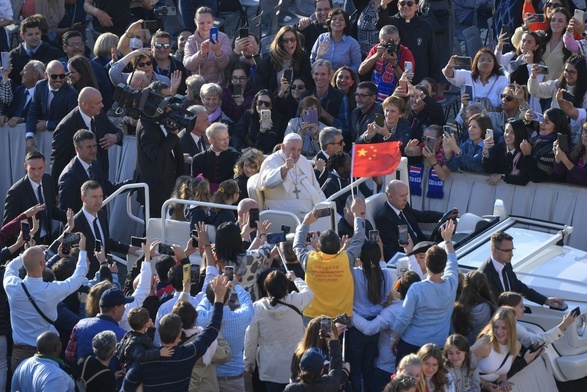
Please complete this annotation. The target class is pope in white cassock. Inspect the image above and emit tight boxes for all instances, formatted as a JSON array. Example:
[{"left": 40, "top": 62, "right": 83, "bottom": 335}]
[{"left": 257, "top": 133, "right": 326, "bottom": 219}]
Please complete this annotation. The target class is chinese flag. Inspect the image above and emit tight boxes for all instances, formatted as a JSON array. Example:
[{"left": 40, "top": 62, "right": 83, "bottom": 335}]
[{"left": 352, "top": 142, "right": 401, "bottom": 177}]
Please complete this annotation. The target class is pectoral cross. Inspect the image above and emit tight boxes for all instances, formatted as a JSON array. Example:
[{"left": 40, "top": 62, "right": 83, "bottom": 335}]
[{"left": 293, "top": 185, "right": 301, "bottom": 199}]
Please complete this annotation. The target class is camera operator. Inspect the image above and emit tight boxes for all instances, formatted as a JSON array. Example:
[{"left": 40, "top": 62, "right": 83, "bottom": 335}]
[
  {"left": 358, "top": 25, "right": 415, "bottom": 102},
  {"left": 133, "top": 81, "right": 185, "bottom": 218}
]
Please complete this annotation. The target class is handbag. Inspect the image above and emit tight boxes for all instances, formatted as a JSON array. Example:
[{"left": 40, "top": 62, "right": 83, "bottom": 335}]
[
  {"left": 75, "top": 356, "right": 110, "bottom": 392},
  {"left": 21, "top": 282, "right": 54, "bottom": 325}
]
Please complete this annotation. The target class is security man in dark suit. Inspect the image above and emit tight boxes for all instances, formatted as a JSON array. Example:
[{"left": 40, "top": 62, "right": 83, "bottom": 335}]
[
  {"left": 58, "top": 129, "right": 129, "bottom": 213},
  {"left": 25, "top": 60, "right": 78, "bottom": 152},
  {"left": 177, "top": 104, "right": 210, "bottom": 173},
  {"left": 3, "top": 151, "right": 66, "bottom": 243},
  {"left": 478, "top": 231, "right": 565, "bottom": 308},
  {"left": 73, "top": 180, "right": 139, "bottom": 277},
  {"left": 51, "top": 87, "right": 124, "bottom": 191},
  {"left": 375, "top": 179, "right": 443, "bottom": 261}
]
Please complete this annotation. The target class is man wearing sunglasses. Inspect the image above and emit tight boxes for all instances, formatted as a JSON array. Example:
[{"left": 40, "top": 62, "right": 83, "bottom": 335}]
[
  {"left": 151, "top": 31, "right": 188, "bottom": 95},
  {"left": 25, "top": 60, "right": 78, "bottom": 153}
]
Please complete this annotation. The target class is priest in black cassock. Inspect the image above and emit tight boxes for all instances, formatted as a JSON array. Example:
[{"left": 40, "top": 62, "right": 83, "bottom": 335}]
[{"left": 191, "top": 123, "right": 241, "bottom": 194}]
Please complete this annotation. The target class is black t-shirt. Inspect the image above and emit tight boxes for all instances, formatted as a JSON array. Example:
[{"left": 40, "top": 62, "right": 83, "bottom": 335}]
[{"left": 74, "top": 356, "right": 116, "bottom": 392}]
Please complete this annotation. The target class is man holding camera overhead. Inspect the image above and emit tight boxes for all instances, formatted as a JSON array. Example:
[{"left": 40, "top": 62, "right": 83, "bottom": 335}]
[{"left": 358, "top": 25, "right": 415, "bottom": 102}]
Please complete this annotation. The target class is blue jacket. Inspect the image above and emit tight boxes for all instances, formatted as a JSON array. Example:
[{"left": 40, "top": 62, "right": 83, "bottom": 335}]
[{"left": 70, "top": 314, "right": 126, "bottom": 369}]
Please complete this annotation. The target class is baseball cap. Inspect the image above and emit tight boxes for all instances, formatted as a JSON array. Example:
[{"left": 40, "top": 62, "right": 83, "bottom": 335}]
[
  {"left": 300, "top": 347, "right": 325, "bottom": 374},
  {"left": 100, "top": 289, "right": 134, "bottom": 307}
]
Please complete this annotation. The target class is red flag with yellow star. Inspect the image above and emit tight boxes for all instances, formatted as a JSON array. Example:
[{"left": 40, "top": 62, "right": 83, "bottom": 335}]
[{"left": 351, "top": 142, "right": 401, "bottom": 177}]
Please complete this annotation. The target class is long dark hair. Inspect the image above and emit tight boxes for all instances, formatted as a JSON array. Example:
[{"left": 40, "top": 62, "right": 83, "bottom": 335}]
[
  {"left": 504, "top": 119, "right": 528, "bottom": 152},
  {"left": 569, "top": 123, "right": 587, "bottom": 162},
  {"left": 558, "top": 55, "right": 587, "bottom": 108},
  {"left": 215, "top": 222, "right": 244, "bottom": 264},
  {"left": 515, "top": 31, "right": 544, "bottom": 64},
  {"left": 359, "top": 241, "right": 385, "bottom": 305},
  {"left": 543, "top": 7, "right": 572, "bottom": 62},
  {"left": 544, "top": 107, "right": 570, "bottom": 137},
  {"left": 471, "top": 48, "right": 504, "bottom": 81},
  {"left": 68, "top": 56, "right": 98, "bottom": 92},
  {"left": 249, "top": 89, "right": 272, "bottom": 120},
  {"left": 270, "top": 25, "right": 304, "bottom": 72},
  {"left": 452, "top": 270, "right": 496, "bottom": 337}
]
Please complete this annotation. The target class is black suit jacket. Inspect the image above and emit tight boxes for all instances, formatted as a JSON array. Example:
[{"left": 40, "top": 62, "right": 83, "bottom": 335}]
[
  {"left": 9, "top": 42, "right": 62, "bottom": 85},
  {"left": 178, "top": 130, "right": 206, "bottom": 174},
  {"left": 73, "top": 209, "right": 130, "bottom": 277},
  {"left": 134, "top": 118, "right": 184, "bottom": 218},
  {"left": 314, "top": 150, "right": 329, "bottom": 187},
  {"left": 26, "top": 79, "right": 78, "bottom": 135},
  {"left": 375, "top": 202, "right": 443, "bottom": 261},
  {"left": 2, "top": 174, "right": 66, "bottom": 242},
  {"left": 5, "top": 85, "right": 32, "bottom": 119},
  {"left": 478, "top": 258, "right": 547, "bottom": 305},
  {"left": 51, "top": 107, "right": 123, "bottom": 190},
  {"left": 58, "top": 157, "right": 121, "bottom": 213}
]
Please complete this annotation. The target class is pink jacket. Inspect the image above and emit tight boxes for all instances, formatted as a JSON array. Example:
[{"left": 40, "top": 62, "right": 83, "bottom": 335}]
[{"left": 183, "top": 31, "right": 232, "bottom": 85}]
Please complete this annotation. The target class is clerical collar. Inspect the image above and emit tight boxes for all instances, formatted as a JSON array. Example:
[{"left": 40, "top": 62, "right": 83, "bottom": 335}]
[{"left": 211, "top": 147, "right": 222, "bottom": 156}]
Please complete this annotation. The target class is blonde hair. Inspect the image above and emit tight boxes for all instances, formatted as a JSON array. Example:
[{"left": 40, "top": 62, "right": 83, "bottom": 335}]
[
  {"left": 234, "top": 148, "right": 265, "bottom": 177},
  {"left": 478, "top": 306, "right": 519, "bottom": 356},
  {"left": 397, "top": 354, "right": 426, "bottom": 392}
]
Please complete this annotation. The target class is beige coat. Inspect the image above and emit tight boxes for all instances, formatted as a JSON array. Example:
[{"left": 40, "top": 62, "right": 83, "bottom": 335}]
[{"left": 183, "top": 329, "right": 232, "bottom": 392}]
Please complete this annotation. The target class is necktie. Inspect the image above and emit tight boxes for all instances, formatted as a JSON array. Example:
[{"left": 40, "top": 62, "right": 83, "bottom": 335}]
[
  {"left": 399, "top": 211, "right": 417, "bottom": 240},
  {"left": 198, "top": 137, "right": 205, "bottom": 152},
  {"left": 502, "top": 267, "right": 510, "bottom": 292},
  {"left": 48, "top": 89, "right": 57, "bottom": 110},
  {"left": 37, "top": 185, "right": 49, "bottom": 235},
  {"left": 91, "top": 118, "right": 97, "bottom": 136},
  {"left": 93, "top": 217, "right": 103, "bottom": 244},
  {"left": 88, "top": 164, "right": 94, "bottom": 180}
]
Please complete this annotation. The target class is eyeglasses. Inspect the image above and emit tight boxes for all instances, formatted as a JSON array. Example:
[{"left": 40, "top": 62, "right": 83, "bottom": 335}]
[
  {"left": 564, "top": 68, "right": 577, "bottom": 76},
  {"left": 49, "top": 73, "right": 67, "bottom": 80},
  {"left": 328, "top": 140, "right": 345, "bottom": 146},
  {"left": 399, "top": 1, "right": 415, "bottom": 6},
  {"left": 137, "top": 61, "right": 152, "bottom": 67},
  {"left": 232, "top": 76, "right": 248, "bottom": 82},
  {"left": 354, "top": 93, "right": 374, "bottom": 98},
  {"left": 478, "top": 58, "right": 494, "bottom": 63},
  {"left": 66, "top": 41, "right": 85, "bottom": 48},
  {"left": 280, "top": 37, "right": 297, "bottom": 44},
  {"left": 494, "top": 247, "right": 515, "bottom": 253},
  {"left": 153, "top": 43, "right": 171, "bottom": 49},
  {"left": 291, "top": 84, "right": 306, "bottom": 90},
  {"left": 545, "top": 2, "right": 562, "bottom": 7},
  {"left": 256, "top": 100, "right": 272, "bottom": 107},
  {"left": 501, "top": 94, "right": 514, "bottom": 102}
]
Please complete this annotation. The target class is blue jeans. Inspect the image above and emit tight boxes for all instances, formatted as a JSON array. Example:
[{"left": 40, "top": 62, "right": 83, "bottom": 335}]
[
  {"left": 346, "top": 327, "right": 379, "bottom": 392},
  {"left": 179, "top": 0, "right": 217, "bottom": 32}
]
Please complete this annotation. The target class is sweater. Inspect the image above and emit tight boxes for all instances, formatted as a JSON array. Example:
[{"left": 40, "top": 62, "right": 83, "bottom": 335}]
[{"left": 183, "top": 32, "right": 232, "bottom": 85}]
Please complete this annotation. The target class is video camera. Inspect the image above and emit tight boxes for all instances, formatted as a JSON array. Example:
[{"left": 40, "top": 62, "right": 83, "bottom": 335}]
[
  {"left": 113, "top": 83, "right": 196, "bottom": 131},
  {"left": 155, "top": 5, "right": 177, "bottom": 16},
  {"left": 383, "top": 40, "right": 397, "bottom": 56}
]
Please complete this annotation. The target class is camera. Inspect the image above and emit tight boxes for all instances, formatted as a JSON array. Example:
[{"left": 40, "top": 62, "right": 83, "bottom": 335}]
[
  {"left": 383, "top": 40, "right": 397, "bottom": 56},
  {"left": 155, "top": 6, "right": 177, "bottom": 16},
  {"left": 113, "top": 84, "right": 196, "bottom": 131}
]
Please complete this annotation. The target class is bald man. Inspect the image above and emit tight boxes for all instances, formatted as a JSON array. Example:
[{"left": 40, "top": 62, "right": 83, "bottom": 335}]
[
  {"left": 25, "top": 60, "right": 78, "bottom": 152},
  {"left": 375, "top": 180, "right": 443, "bottom": 261},
  {"left": 11, "top": 331, "right": 75, "bottom": 391},
  {"left": 257, "top": 133, "right": 325, "bottom": 220},
  {"left": 51, "top": 86, "right": 124, "bottom": 192},
  {"left": 3, "top": 236, "right": 88, "bottom": 371}
]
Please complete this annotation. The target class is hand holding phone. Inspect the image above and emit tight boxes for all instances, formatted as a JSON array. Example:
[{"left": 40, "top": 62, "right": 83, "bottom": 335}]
[
  {"left": 369, "top": 230, "right": 379, "bottom": 243},
  {"left": 209, "top": 27, "right": 219, "bottom": 44},
  {"left": 314, "top": 208, "right": 331, "bottom": 218},
  {"left": 248, "top": 208, "right": 259, "bottom": 228},
  {"left": 571, "top": 306, "right": 581, "bottom": 318},
  {"left": 224, "top": 265, "right": 234, "bottom": 281},
  {"left": 398, "top": 225, "right": 408, "bottom": 246},
  {"left": 320, "top": 317, "right": 332, "bottom": 338},
  {"left": 21, "top": 221, "right": 31, "bottom": 242}
]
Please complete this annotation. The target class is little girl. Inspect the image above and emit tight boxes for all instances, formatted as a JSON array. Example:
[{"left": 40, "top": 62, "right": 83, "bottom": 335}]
[
  {"left": 384, "top": 373, "right": 418, "bottom": 392},
  {"left": 443, "top": 334, "right": 480, "bottom": 392},
  {"left": 418, "top": 343, "right": 455, "bottom": 392},
  {"left": 396, "top": 354, "right": 426, "bottom": 392}
]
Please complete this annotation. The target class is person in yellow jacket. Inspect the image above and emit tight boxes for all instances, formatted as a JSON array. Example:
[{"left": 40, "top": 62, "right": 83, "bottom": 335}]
[{"left": 293, "top": 200, "right": 365, "bottom": 323}]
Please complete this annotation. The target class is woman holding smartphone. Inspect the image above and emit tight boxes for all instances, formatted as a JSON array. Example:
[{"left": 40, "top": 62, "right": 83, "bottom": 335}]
[
  {"left": 443, "top": 114, "right": 491, "bottom": 173},
  {"left": 284, "top": 96, "right": 327, "bottom": 158},
  {"left": 483, "top": 119, "right": 530, "bottom": 186},
  {"left": 553, "top": 122, "right": 587, "bottom": 185},
  {"left": 221, "top": 62, "right": 255, "bottom": 124}
]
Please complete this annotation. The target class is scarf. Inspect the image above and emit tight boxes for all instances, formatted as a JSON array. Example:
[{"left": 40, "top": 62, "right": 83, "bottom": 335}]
[{"left": 208, "top": 106, "right": 222, "bottom": 123}]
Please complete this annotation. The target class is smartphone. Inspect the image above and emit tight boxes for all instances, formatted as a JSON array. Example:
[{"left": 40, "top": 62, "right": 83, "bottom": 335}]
[
  {"left": 209, "top": 27, "right": 219, "bottom": 44},
  {"left": 141, "top": 20, "right": 158, "bottom": 31},
  {"left": 21, "top": 221, "right": 31, "bottom": 242},
  {"left": 404, "top": 61, "right": 413, "bottom": 74},
  {"left": 575, "top": 9, "right": 585, "bottom": 22},
  {"left": 534, "top": 111, "right": 544, "bottom": 122},
  {"left": 425, "top": 136, "right": 435, "bottom": 152},
  {"left": 529, "top": 342, "right": 545, "bottom": 353},
  {"left": 130, "top": 236, "right": 146, "bottom": 247},
  {"left": 454, "top": 56, "right": 472, "bottom": 69},
  {"left": 571, "top": 306, "right": 581, "bottom": 317},
  {"left": 1, "top": 52, "right": 9, "bottom": 70},
  {"left": 249, "top": 207, "right": 259, "bottom": 228},
  {"left": 464, "top": 84, "right": 473, "bottom": 99},
  {"left": 191, "top": 229, "right": 198, "bottom": 248},
  {"left": 562, "top": 90, "right": 574, "bottom": 102},
  {"left": 62, "top": 243, "right": 71, "bottom": 255},
  {"left": 106, "top": 254, "right": 114, "bottom": 264},
  {"left": 538, "top": 65, "right": 549, "bottom": 75},
  {"left": 375, "top": 113, "right": 385, "bottom": 127},
  {"left": 534, "top": 14, "right": 545, "bottom": 23},
  {"left": 260, "top": 109, "right": 271, "bottom": 129},
  {"left": 501, "top": 25, "right": 512, "bottom": 37},
  {"left": 557, "top": 132, "right": 569, "bottom": 153},
  {"left": 334, "top": 313, "right": 350, "bottom": 325},
  {"left": 303, "top": 108, "right": 319, "bottom": 125},
  {"left": 281, "top": 225, "right": 291, "bottom": 234},
  {"left": 369, "top": 230, "right": 379, "bottom": 243},
  {"left": 320, "top": 317, "right": 332, "bottom": 337},
  {"left": 63, "top": 232, "right": 81, "bottom": 245},
  {"left": 314, "top": 208, "right": 331, "bottom": 218},
  {"left": 486, "top": 129, "right": 494, "bottom": 141},
  {"left": 224, "top": 265, "right": 234, "bottom": 281},
  {"left": 233, "top": 83, "right": 243, "bottom": 96},
  {"left": 182, "top": 263, "right": 190, "bottom": 284},
  {"left": 239, "top": 27, "right": 249, "bottom": 39},
  {"left": 443, "top": 125, "right": 453, "bottom": 136},
  {"left": 158, "top": 243, "right": 174, "bottom": 256},
  {"left": 399, "top": 79, "right": 408, "bottom": 92},
  {"left": 266, "top": 232, "right": 287, "bottom": 244},
  {"left": 191, "top": 265, "right": 200, "bottom": 282},
  {"left": 284, "top": 69, "right": 293, "bottom": 84},
  {"left": 95, "top": 239, "right": 102, "bottom": 253},
  {"left": 398, "top": 224, "right": 409, "bottom": 246},
  {"left": 306, "top": 232, "right": 314, "bottom": 243}
]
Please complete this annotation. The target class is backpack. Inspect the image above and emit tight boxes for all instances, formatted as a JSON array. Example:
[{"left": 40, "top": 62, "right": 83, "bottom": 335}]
[{"left": 75, "top": 356, "right": 109, "bottom": 392}]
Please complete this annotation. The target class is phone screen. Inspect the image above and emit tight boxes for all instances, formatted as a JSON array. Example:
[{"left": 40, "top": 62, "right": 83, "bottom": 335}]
[
  {"left": 210, "top": 27, "right": 219, "bottom": 44},
  {"left": 404, "top": 61, "right": 413, "bottom": 73},
  {"left": 571, "top": 306, "right": 581, "bottom": 317},
  {"left": 266, "top": 232, "right": 286, "bottom": 244},
  {"left": 425, "top": 136, "right": 435, "bottom": 152},
  {"left": 21, "top": 221, "right": 31, "bottom": 241},
  {"left": 303, "top": 108, "right": 319, "bottom": 125},
  {"left": 443, "top": 125, "right": 452, "bottom": 136},
  {"left": 375, "top": 113, "right": 384, "bottom": 127},
  {"left": 486, "top": 129, "right": 494, "bottom": 140},
  {"left": 233, "top": 83, "right": 243, "bottom": 96},
  {"left": 95, "top": 239, "right": 102, "bottom": 253},
  {"left": 249, "top": 208, "right": 259, "bottom": 228},
  {"left": 464, "top": 84, "right": 473, "bottom": 98},
  {"left": 398, "top": 225, "right": 409, "bottom": 246},
  {"left": 63, "top": 232, "right": 81, "bottom": 244},
  {"left": 191, "top": 229, "right": 198, "bottom": 248},
  {"left": 130, "top": 236, "right": 146, "bottom": 247},
  {"left": 224, "top": 266, "right": 234, "bottom": 281},
  {"left": 369, "top": 230, "right": 379, "bottom": 243},
  {"left": 239, "top": 28, "right": 249, "bottom": 39},
  {"left": 320, "top": 317, "right": 332, "bottom": 337},
  {"left": 314, "top": 208, "right": 331, "bottom": 218},
  {"left": 1, "top": 52, "right": 9, "bottom": 70}
]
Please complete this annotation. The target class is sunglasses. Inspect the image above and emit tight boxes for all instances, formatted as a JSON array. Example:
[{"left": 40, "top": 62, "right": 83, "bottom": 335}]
[
  {"left": 545, "top": 2, "right": 562, "bottom": 7},
  {"left": 153, "top": 43, "right": 171, "bottom": 49},
  {"left": 281, "top": 37, "right": 297, "bottom": 44},
  {"left": 501, "top": 94, "right": 514, "bottom": 102},
  {"left": 291, "top": 84, "right": 306, "bottom": 90},
  {"left": 137, "top": 61, "right": 152, "bottom": 67},
  {"left": 399, "top": 1, "right": 415, "bottom": 6},
  {"left": 49, "top": 74, "right": 67, "bottom": 80},
  {"left": 256, "top": 100, "right": 272, "bottom": 107}
]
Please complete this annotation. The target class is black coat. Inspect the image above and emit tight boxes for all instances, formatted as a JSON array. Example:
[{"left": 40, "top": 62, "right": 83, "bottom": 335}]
[
  {"left": 26, "top": 79, "right": 78, "bottom": 136},
  {"left": 8, "top": 42, "right": 62, "bottom": 85}
]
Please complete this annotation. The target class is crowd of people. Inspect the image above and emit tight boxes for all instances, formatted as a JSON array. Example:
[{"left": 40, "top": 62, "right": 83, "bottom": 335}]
[{"left": 0, "top": 0, "right": 586, "bottom": 391}]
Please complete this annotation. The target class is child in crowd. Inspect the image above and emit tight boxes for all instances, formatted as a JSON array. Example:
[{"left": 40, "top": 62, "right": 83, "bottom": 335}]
[
  {"left": 384, "top": 373, "right": 419, "bottom": 392},
  {"left": 443, "top": 334, "right": 480, "bottom": 392},
  {"left": 396, "top": 354, "right": 426, "bottom": 392},
  {"left": 418, "top": 343, "right": 455, "bottom": 392}
]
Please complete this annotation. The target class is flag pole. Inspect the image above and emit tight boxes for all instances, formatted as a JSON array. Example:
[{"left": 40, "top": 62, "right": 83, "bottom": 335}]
[{"left": 350, "top": 143, "right": 355, "bottom": 201}]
